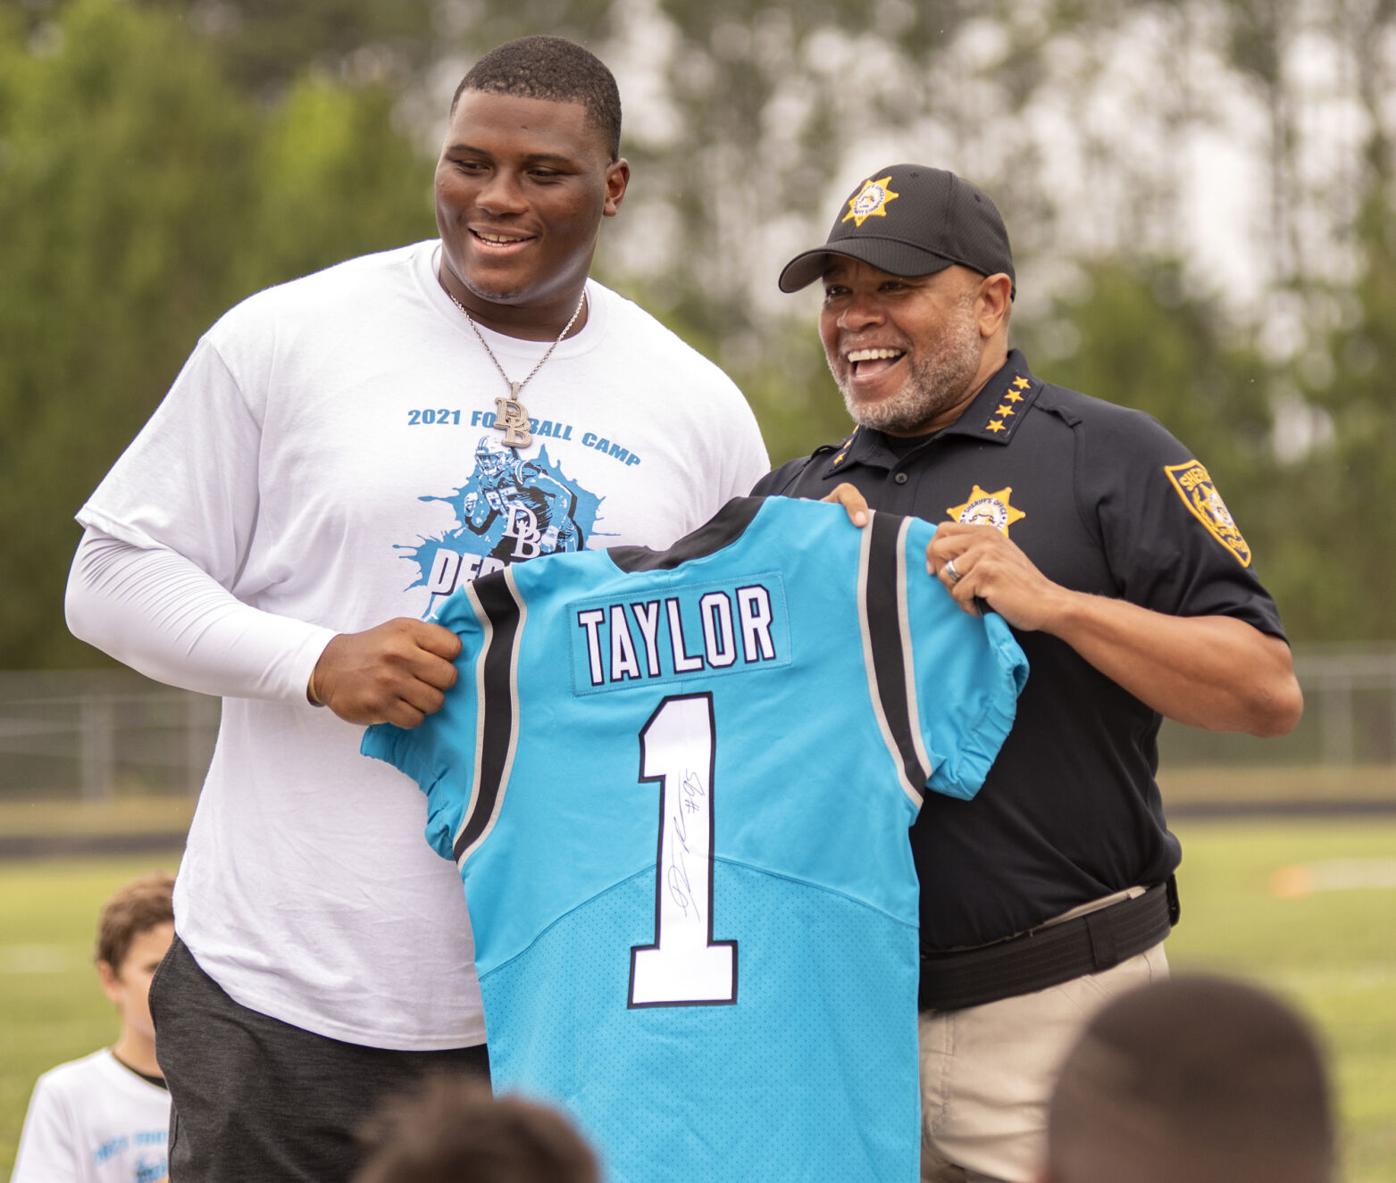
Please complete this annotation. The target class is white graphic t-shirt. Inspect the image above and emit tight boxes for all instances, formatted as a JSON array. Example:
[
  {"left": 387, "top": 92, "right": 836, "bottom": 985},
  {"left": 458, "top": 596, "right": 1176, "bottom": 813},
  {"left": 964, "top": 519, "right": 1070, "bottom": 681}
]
[
  {"left": 76, "top": 242, "right": 769, "bottom": 1048},
  {"left": 12, "top": 1050, "right": 169, "bottom": 1183}
]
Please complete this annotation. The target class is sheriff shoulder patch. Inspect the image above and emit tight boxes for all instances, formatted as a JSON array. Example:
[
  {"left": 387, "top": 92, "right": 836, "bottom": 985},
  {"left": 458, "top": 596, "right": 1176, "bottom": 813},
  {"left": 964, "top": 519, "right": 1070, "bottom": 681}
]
[{"left": 1164, "top": 460, "right": 1251, "bottom": 567}]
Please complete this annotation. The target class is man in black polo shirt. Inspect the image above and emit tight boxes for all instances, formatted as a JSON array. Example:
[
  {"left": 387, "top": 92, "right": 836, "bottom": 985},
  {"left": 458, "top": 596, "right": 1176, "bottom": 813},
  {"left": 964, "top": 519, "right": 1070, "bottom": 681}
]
[{"left": 754, "top": 164, "right": 1303, "bottom": 1183}]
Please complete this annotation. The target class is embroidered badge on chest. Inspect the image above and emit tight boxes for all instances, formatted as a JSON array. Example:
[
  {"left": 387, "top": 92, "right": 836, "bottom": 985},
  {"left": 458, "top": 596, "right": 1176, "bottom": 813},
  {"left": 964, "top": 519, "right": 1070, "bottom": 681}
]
[
  {"left": 946, "top": 485, "right": 1026, "bottom": 536},
  {"left": 1164, "top": 460, "right": 1252, "bottom": 567}
]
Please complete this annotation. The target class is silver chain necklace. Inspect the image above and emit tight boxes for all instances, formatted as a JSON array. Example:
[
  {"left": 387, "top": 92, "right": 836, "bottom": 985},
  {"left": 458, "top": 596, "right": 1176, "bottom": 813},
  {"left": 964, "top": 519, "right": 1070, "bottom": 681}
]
[{"left": 446, "top": 287, "right": 587, "bottom": 449}]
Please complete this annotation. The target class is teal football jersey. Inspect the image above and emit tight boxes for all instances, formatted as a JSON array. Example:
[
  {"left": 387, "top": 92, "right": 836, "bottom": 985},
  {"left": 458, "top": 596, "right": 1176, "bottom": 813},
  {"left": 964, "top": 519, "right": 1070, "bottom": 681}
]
[{"left": 363, "top": 496, "right": 1027, "bottom": 1183}]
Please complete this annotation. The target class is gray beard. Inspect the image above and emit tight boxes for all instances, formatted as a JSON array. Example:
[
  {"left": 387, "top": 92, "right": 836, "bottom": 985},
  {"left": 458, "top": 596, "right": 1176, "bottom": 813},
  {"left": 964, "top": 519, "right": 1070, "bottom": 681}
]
[{"left": 833, "top": 308, "right": 982, "bottom": 436}]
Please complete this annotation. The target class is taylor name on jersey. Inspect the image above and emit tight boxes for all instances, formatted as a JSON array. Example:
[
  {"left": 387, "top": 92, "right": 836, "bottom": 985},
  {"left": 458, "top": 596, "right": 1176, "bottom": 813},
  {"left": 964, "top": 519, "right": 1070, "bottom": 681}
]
[{"left": 572, "top": 579, "right": 785, "bottom": 691}]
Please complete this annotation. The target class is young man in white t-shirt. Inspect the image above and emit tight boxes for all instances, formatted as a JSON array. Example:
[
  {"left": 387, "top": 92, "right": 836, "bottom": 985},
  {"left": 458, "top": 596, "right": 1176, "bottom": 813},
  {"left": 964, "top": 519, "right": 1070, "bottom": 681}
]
[
  {"left": 12, "top": 873, "right": 174, "bottom": 1183},
  {"left": 64, "top": 35, "right": 767, "bottom": 1181}
]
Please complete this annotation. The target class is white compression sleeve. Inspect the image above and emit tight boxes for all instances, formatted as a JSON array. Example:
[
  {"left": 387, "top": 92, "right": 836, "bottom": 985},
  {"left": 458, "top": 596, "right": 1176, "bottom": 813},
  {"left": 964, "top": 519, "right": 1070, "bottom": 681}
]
[{"left": 65, "top": 528, "right": 337, "bottom": 704}]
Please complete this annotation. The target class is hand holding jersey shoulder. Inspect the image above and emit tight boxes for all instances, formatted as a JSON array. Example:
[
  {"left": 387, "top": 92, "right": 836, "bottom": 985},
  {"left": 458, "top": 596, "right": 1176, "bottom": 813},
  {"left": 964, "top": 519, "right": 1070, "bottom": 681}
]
[
  {"left": 821, "top": 481, "right": 870, "bottom": 527},
  {"left": 310, "top": 618, "right": 461, "bottom": 728}
]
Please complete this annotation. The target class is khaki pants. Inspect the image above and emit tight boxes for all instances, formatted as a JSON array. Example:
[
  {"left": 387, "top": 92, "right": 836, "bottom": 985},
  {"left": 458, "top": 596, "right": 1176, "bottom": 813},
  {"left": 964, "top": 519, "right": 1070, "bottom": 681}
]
[{"left": 919, "top": 940, "right": 1169, "bottom": 1183}]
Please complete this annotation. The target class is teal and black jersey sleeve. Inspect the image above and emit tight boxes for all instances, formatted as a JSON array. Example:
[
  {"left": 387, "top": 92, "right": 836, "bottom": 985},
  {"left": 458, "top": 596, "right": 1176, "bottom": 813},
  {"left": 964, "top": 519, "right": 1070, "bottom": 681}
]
[{"left": 856, "top": 508, "right": 1027, "bottom": 803}]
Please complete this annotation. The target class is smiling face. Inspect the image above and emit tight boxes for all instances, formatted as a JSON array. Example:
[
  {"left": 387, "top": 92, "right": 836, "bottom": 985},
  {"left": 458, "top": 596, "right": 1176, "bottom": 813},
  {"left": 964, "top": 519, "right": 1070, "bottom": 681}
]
[
  {"left": 819, "top": 259, "right": 1007, "bottom": 436},
  {"left": 435, "top": 90, "right": 629, "bottom": 339}
]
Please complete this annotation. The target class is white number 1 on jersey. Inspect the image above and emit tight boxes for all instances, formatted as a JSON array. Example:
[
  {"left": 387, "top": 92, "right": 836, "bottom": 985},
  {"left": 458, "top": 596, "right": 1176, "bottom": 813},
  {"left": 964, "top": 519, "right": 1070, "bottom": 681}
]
[{"left": 629, "top": 692, "right": 738, "bottom": 1007}]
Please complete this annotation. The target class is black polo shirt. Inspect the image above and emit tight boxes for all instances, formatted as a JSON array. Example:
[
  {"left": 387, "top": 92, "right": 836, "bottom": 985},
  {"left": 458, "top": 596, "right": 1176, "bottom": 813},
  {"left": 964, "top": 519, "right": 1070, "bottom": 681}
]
[{"left": 753, "top": 349, "right": 1286, "bottom": 950}]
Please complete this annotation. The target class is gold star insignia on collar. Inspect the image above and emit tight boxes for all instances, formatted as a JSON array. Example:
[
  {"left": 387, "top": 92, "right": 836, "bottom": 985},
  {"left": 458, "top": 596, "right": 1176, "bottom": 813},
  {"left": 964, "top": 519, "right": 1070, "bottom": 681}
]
[
  {"left": 1004, "top": 390, "right": 1023, "bottom": 403},
  {"left": 986, "top": 419, "right": 1007, "bottom": 433},
  {"left": 841, "top": 176, "right": 900, "bottom": 227},
  {"left": 1011, "top": 376, "right": 1030, "bottom": 390},
  {"left": 946, "top": 485, "right": 1027, "bottom": 536},
  {"left": 995, "top": 405, "right": 1015, "bottom": 418}
]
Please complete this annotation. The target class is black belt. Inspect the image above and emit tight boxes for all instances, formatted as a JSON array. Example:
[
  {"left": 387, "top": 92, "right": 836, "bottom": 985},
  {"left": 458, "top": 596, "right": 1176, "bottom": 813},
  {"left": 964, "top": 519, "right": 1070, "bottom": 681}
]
[{"left": 918, "top": 879, "right": 1178, "bottom": 1013}]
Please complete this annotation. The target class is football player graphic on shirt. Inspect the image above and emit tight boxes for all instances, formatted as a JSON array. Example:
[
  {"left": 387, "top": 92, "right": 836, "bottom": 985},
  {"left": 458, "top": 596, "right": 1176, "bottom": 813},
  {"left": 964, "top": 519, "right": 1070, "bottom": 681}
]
[
  {"left": 397, "top": 436, "right": 603, "bottom": 615},
  {"left": 461, "top": 436, "right": 584, "bottom": 559}
]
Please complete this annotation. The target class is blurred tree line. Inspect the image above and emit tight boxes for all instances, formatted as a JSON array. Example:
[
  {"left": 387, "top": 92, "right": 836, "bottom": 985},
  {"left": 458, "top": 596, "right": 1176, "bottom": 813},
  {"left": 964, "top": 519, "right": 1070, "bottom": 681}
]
[{"left": 1, "top": 0, "right": 1391, "bottom": 667}]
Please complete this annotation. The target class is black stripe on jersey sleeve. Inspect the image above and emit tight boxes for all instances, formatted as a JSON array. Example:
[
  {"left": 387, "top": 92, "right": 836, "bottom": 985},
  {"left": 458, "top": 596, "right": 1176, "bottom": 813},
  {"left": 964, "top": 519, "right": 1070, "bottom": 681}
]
[
  {"left": 864, "top": 513, "right": 930, "bottom": 794},
  {"left": 609, "top": 497, "right": 763, "bottom": 573},
  {"left": 453, "top": 573, "right": 522, "bottom": 862}
]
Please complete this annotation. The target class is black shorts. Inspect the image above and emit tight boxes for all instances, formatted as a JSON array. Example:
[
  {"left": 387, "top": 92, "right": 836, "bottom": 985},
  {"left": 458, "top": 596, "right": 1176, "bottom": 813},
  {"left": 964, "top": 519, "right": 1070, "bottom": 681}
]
[{"left": 150, "top": 934, "right": 490, "bottom": 1182}]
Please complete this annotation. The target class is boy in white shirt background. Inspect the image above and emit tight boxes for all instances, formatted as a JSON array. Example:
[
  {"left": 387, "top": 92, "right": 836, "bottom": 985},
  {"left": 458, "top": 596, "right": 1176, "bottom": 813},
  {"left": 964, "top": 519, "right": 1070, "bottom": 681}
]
[{"left": 12, "top": 872, "right": 174, "bottom": 1183}]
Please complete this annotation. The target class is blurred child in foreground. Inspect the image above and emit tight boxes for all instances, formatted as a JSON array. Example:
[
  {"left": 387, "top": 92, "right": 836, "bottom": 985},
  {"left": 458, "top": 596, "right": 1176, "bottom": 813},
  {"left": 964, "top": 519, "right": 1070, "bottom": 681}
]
[
  {"left": 12, "top": 871, "right": 174, "bottom": 1183},
  {"left": 1040, "top": 973, "right": 1335, "bottom": 1183},
  {"left": 354, "top": 1076, "right": 598, "bottom": 1183}
]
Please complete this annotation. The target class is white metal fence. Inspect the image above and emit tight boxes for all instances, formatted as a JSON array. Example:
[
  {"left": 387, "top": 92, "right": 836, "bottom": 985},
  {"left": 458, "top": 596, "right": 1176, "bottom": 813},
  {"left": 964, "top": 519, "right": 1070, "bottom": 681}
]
[
  {"left": 1, "top": 646, "right": 1394, "bottom": 800},
  {"left": 0, "top": 671, "right": 220, "bottom": 800}
]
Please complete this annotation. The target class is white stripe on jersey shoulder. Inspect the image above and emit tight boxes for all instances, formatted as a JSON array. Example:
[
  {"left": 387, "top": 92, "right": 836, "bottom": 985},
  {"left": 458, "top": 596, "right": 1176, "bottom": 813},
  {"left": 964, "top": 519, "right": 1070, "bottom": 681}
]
[
  {"left": 453, "top": 580, "right": 491, "bottom": 863},
  {"left": 894, "top": 516, "right": 934, "bottom": 787},
  {"left": 495, "top": 565, "right": 527, "bottom": 841},
  {"left": 857, "top": 511, "right": 924, "bottom": 807},
  {"left": 455, "top": 567, "right": 528, "bottom": 867}
]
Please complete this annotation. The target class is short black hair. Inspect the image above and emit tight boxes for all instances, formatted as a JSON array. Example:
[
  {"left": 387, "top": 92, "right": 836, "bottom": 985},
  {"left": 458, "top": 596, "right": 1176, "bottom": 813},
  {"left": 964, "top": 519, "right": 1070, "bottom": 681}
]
[
  {"left": 452, "top": 36, "right": 622, "bottom": 161},
  {"left": 354, "top": 1076, "right": 599, "bottom": 1183},
  {"left": 1047, "top": 975, "right": 1335, "bottom": 1183}
]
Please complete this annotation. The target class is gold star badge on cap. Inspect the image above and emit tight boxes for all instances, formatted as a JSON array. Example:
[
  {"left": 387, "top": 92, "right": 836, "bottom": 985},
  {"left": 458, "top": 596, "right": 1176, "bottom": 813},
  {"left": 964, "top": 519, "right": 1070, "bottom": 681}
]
[
  {"left": 842, "top": 176, "right": 900, "bottom": 228},
  {"left": 947, "top": 485, "right": 1027, "bottom": 536}
]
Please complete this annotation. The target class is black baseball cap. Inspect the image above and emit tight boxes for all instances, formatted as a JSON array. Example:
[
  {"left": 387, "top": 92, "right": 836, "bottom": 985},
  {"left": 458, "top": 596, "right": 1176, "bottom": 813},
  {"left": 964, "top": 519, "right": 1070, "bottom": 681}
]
[{"left": 778, "top": 164, "right": 1015, "bottom": 296}]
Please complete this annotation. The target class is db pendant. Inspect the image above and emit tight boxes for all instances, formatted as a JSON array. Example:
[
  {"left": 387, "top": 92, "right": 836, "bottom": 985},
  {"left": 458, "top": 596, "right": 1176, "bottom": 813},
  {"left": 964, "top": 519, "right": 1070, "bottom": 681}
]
[{"left": 495, "top": 388, "right": 532, "bottom": 449}]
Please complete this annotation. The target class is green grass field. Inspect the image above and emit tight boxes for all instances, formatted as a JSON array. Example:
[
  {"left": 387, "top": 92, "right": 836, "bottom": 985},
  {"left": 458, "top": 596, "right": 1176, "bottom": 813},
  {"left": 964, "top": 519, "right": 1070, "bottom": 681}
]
[
  {"left": 2, "top": 820, "right": 1394, "bottom": 1179},
  {"left": 1166, "top": 819, "right": 1396, "bottom": 1182}
]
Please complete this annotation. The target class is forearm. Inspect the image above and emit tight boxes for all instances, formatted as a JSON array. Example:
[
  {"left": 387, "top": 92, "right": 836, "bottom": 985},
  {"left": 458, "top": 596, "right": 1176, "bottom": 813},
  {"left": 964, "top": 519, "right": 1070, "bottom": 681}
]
[
  {"left": 65, "top": 528, "right": 336, "bottom": 704},
  {"left": 1041, "top": 588, "right": 1302, "bottom": 736}
]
